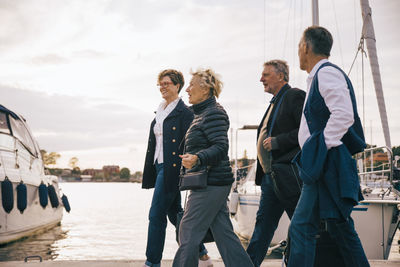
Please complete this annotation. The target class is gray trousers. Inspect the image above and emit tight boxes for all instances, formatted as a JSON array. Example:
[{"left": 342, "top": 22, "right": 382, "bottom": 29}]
[{"left": 173, "top": 185, "right": 254, "bottom": 267}]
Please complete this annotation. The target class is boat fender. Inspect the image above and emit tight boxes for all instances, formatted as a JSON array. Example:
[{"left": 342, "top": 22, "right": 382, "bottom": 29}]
[
  {"left": 228, "top": 190, "right": 239, "bottom": 215},
  {"left": 17, "top": 181, "right": 27, "bottom": 213},
  {"left": 1, "top": 177, "right": 13, "bottom": 213},
  {"left": 38, "top": 182, "right": 48, "bottom": 208},
  {"left": 48, "top": 184, "right": 59, "bottom": 208},
  {"left": 61, "top": 194, "right": 71, "bottom": 213}
]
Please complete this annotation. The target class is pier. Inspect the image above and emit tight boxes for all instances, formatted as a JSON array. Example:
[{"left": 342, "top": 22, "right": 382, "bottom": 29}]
[{"left": 0, "top": 260, "right": 400, "bottom": 267}]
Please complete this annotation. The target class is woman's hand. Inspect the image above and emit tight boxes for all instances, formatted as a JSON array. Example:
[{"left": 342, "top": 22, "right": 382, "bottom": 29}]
[{"left": 179, "top": 154, "right": 198, "bottom": 169}]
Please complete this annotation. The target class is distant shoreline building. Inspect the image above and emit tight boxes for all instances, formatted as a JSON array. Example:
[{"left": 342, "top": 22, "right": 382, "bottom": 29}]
[{"left": 102, "top": 165, "right": 120, "bottom": 178}]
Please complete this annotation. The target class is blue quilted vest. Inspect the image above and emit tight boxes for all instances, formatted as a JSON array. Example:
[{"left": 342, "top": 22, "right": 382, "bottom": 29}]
[{"left": 303, "top": 62, "right": 366, "bottom": 155}]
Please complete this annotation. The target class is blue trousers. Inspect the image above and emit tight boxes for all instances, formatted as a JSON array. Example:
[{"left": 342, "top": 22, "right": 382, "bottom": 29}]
[
  {"left": 145, "top": 163, "right": 207, "bottom": 267},
  {"left": 287, "top": 182, "right": 369, "bottom": 267},
  {"left": 246, "top": 174, "right": 296, "bottom": 267}
]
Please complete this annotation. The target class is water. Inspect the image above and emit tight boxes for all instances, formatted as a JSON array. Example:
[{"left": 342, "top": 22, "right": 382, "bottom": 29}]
[
  {"left": 0, "top": 183, "right": 398, "bottom": 262},
  {"left": 0, "top": 183, "right": 222, "bottom": 261}
]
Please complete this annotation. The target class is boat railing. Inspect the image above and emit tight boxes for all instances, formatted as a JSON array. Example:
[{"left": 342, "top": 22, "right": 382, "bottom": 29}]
[
  {"left": 231, "top": 125, "right": 258, "bottom": 190},
  {"left": 356, "top": 146, "right": 399, "bottom": 195},
  {"left": 234, "top": 164, "right": 256, "bottom": 184},
  {"left": 232, "top": 163, "right": 260, "bottom": 195}
]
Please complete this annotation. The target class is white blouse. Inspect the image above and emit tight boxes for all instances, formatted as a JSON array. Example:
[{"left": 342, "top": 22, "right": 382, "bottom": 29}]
[{"left": 153, "top": 98, "right": 180, "bottom": 164}]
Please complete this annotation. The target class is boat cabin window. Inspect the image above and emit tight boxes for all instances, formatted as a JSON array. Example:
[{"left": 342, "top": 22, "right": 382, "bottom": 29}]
[
  {"left": 9, "top": 116, "right": 37, "bottom": 156},
  {"left": 0, "top": 111, "right": 11, "bottom": 135}
]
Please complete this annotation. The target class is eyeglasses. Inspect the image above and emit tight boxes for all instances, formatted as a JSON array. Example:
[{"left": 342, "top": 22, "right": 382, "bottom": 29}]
[{"left": 158, "top": 82, "right": 175, "bottom": 88}]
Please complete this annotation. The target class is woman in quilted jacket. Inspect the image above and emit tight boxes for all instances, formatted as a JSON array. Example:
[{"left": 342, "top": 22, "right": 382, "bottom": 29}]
[{"left": 173, "top": 68, "right": 254, "bottom": 267}]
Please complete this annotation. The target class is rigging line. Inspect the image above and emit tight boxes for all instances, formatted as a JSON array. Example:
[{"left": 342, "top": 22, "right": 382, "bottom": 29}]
[
  {"left": 353, "top": 0, "right": 361, "bottom": 119},
  {"left": 264, "top": 0, "right": 266, "bottom": 61},
  {"left": 292, "top": 0, "right": 296, "bottom": 67},
  {"left": 348, "top": 10, "right": 369, "bottom": 76},
  {"left": 362, "top": 40, "right": 366, "bottom": 135},
  {"left": 330, "top": 0, "right": 344, "bottom": 69},
  {"left": 282, "top": 0, "right": 294, "bottom": 57},
  {"left": 347, "top": 11, "right": 369, "bottom": 133},
  {"left": 347, "top": 37, "right": 363, "bottom": 76},
  {"left": 292, "top": 0, "right": 296, "bottom": 84}
]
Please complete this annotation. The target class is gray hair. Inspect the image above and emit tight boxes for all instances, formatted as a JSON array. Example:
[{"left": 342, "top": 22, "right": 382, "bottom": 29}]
[
  {"left": 302, "top": 26, "right": 333, "bottom": 57},
  {"left": 264, "top": 60, "right": 289, "bottom": 82}
]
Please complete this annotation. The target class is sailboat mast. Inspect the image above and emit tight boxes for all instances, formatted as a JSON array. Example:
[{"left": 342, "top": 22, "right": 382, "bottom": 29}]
[
  {"left": 360, "top": 0, "right": 392, "bottom": 149},
  {"left": 312, "top": 0, "right": 319, "bottom": 26},
  {"left": 311, "top": 0, "right": 390, "bottom": 148}
]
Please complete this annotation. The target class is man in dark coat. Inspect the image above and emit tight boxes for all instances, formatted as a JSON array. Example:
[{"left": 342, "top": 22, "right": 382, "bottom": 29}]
[{"left": 246, "top": 60, "right": 305, "bottom": 267}]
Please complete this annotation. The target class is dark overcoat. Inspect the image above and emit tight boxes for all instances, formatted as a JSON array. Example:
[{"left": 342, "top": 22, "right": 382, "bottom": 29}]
[
  {"left": 142, "top": 99, "right": 193, "bottom": 193},
  {"left": 255, "top": 84, "right": 306, "bottom": 185}
]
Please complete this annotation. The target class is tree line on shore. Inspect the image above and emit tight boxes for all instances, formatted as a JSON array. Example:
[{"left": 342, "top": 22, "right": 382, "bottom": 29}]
[
  {"left": 39, "top": 145, "right": 400, "bottom": 182},
  {"left": 40, "top": 150, "right": 143, "bottom": 182}
]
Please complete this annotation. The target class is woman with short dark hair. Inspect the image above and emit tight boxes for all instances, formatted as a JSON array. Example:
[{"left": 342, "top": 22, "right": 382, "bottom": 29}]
[{"left": 142, "top": 69, "right": 211, "bottom": 267}]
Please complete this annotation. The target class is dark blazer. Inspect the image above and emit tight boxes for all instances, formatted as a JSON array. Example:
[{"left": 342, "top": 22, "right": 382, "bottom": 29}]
[
  {"left": 294, "top": 130, "right": 362, "bottom": 219},
  {"left": 255, "top": 84, "right": 306, "bottom": 185},
  {"left": 142, "top": 99, "right": 194, "bottom": 193}
]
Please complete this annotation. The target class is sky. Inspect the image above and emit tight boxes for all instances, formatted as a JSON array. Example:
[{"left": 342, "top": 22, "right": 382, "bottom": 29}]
[{"left": 1, "top": 0, "right": 399, "bottom": 172}]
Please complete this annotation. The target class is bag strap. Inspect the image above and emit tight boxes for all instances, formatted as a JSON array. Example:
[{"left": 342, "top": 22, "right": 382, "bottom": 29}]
[
  {"left": 183, "top": 191, "right": 188, "bottom": 208},
  {"left": 267, "top": 89, "right": 289, "bottom": 137},
  {"left": 179, "top": 136, "right": 187, "bottom": 176}
]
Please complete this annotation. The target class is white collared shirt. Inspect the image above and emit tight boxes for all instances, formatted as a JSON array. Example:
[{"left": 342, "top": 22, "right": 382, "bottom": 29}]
[
  {"left": 298, "top": 59, "right": 354, "bottom": 149},
  {"left": 153, "top": 98, "right": 180, "bottom": 164}
]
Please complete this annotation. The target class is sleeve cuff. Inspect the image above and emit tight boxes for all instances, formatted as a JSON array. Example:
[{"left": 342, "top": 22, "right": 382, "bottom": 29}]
[
  {"left": 271, "top": 137, "right": 279, "bottom": 150},
  {"left": 196, "top": 153, "right": 203, "bottom": 166}
]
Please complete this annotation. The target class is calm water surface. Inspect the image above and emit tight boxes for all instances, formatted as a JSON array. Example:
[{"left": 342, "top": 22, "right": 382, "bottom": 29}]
[
  {"left": 0, "top": 183, "right": 398, "bottom": 261},
  {"left": 0, "top": 183, "right": 223, "bottom": 261}
]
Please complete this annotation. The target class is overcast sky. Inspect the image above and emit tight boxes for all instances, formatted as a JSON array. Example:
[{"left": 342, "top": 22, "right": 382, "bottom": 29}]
[{"left": 1, "top": 0, "right": 399, "bottom": 172}]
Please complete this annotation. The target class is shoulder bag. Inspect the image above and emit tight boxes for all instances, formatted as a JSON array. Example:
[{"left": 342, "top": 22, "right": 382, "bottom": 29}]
[
  {"left": 178, "top": 167, "right": 208, "bottom": 191},
  {"left": 178, "top": 140, "right": 209, "bottom": 191}
]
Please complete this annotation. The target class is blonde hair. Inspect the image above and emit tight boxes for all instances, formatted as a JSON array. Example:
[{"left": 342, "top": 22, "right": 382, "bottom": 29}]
[{"left": 190, "top": 68, "right": 223, "bottom": 98}]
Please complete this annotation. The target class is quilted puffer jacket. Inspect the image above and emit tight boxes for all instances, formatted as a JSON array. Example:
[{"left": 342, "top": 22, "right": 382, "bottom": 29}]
[{"left": 184, "top": 96, "right": 233, "bottom": 186}]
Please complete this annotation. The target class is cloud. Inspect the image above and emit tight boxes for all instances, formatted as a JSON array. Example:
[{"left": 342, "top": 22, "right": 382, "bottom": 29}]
[
  {"left": 71, "top": 50, "right": 108, "bottom": 59},
  {"left": 28, "top": 50, "right": 107, "bottom": 66},
  {"left": 30, "top": 54, "right": 69, "bottom": 65},
  {"left": 1, "top": 0, "right": 399, "bottom": 171},
  {"left": 0, "top": 84, "right": 152, "bottom": 154}
]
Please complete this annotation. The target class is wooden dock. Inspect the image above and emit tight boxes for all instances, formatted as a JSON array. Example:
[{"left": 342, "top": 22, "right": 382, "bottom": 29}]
[{"left": 0, "top": 260, "right": 399, "bottom": 267}]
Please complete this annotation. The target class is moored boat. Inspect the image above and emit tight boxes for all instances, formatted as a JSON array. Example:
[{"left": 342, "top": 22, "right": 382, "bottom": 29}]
[
  {"left": 230, "top": 145, "right": 400, "bottom": 259},
  {"left": 229, "top": 0, "right": 400, "bottom": 260},
  {"left": 0, "top": 105, "right": 69, "bottom": 245}
]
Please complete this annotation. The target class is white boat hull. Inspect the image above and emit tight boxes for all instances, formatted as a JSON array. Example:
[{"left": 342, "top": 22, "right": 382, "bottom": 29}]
[
  {"left": 1, "top": 105, "right": 68, "bottom": 245},
  {"left": 0, "top": 183, "right": 63, "bottom": 245},
  {"left": 230, "top": 193, "right": 289, "bottom": 244},
  {"left": 352, "top": 199, "right": 400, "bottom": 259}
]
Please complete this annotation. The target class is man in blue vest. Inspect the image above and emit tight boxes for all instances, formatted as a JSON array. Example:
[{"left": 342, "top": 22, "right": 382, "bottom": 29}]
[{"left": 287, "top": 26, "right": 369, "bottom": 267}]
